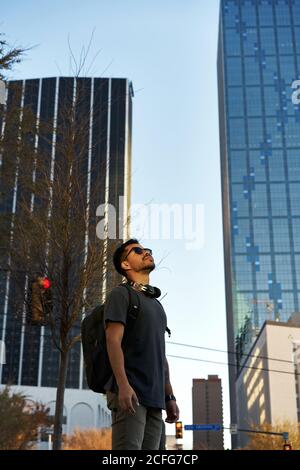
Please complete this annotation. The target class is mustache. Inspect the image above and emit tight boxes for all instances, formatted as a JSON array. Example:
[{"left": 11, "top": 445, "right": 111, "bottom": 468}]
[{"left": 143, "top": 254, "right": 154, "bottom": 261}]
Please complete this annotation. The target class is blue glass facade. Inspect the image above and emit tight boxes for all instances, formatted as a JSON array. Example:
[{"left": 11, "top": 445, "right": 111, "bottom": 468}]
[{"left": 218, "top": 0, "right": 300, "bottom": 436}]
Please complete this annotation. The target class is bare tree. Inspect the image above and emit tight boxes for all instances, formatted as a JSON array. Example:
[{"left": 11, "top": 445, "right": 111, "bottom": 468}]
[
  {"left": 0, "top": 32, "right": 28, "bottom": 80},
  {"left": 0, "top": 76, "right": 125, "bottom": 449}
]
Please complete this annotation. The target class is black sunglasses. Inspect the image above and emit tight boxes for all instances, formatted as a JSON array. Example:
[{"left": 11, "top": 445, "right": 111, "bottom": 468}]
[{"left": 123, "top": 247, "right": 153, "bottom": 261}]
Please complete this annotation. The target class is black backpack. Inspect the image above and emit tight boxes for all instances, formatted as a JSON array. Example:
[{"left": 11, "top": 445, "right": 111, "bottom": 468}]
[{"left": 81, "top": 284, "right": 139, "bottom": 394}]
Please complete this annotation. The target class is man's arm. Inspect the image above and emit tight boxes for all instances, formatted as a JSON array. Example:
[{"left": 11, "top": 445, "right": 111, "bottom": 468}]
[
  {"left": 105, "top": 322, "right": 139, "bottom": 413},
  {"left": 164, "top": 358, "right": 180, "bottom": 423}
]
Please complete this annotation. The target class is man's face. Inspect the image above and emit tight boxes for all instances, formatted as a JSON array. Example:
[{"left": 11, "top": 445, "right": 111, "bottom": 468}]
[{"left": 121, "top": 243, "right": 155, "bottom": 275}]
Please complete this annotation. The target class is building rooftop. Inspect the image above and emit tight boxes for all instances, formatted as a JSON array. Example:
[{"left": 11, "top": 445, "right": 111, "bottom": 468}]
[{"left": 238, "top": 316, "right": 300, "bottom": 374}]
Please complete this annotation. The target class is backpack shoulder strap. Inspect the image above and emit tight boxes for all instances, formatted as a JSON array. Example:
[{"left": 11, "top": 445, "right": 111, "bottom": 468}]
[
  {"left": 117, "top": 284, "right": 171, "bottom": 336},
  {"left": 119, "top": 283, "right": 140, "bottom": 319}
]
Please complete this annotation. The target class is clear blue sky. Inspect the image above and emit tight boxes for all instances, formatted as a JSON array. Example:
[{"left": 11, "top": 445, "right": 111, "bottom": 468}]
[{"left": 3, "top": 0, "right": 230, "bottom": 449}]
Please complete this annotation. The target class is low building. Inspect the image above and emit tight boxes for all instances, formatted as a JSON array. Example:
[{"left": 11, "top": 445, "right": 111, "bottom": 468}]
[
  {"left": 1, "top": 384, "right": 111, "bottom": 449},
  {"left": 236, "top": 317, "right": 300, "bottom": 448}
]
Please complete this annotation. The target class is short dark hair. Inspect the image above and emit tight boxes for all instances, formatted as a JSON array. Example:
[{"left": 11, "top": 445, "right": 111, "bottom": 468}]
[{"left": 113, "top": 238, "right": 140, "bottom": 276}]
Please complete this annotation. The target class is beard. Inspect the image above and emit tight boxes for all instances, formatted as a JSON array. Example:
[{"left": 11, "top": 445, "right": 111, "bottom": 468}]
[{"left": 141, "top": 260, "right": 155, "bottom": 273}]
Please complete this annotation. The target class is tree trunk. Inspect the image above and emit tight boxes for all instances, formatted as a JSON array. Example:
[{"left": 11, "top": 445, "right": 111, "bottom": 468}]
[{"left": 52, "top": 349, "right": 69, "bottom": 450}]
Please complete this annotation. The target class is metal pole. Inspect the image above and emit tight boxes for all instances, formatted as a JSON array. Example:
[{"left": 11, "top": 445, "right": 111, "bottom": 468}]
[{"left": 48, "top": 432, "right": 52, "bottom": 450}]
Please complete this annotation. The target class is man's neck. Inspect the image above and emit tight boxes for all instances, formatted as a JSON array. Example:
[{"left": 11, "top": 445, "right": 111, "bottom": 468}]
[{"left": 128, "top": 272, "right": 150, "bottom": 285}]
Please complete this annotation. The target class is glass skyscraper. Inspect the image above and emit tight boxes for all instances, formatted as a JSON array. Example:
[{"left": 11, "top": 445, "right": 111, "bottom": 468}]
[
  {"left": 218, "top": 0, "right": 300, "bottom": 437},
  {"left": 0, "top": 77, "right": 133, "bottom": 390}
]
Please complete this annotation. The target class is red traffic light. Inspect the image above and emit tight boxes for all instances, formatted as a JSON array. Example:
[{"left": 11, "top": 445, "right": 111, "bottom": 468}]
[
  {"left": 40, "top": 277, "right": 51, "bottom": 289},
  {"left": 29, "top": 277, "right": 52, "bottom": 324}
]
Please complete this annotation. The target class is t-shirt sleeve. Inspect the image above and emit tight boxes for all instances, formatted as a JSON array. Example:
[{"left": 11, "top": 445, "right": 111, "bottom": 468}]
[{"left": 104, "top": 286, "right": 129, "bottom": 326}]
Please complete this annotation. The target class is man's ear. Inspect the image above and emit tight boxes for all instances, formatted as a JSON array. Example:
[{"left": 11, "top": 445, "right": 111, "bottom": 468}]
[{"left": 121, "top": 259, "right": 130, "bottom": 274}]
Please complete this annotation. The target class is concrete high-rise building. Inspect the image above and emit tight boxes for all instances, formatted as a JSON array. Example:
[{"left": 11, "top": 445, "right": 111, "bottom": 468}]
[
  {"left": 0, "top": 77, "right": 133, "bottom": 434},
  {"left": 218, "top": 0, "right": 300, "bottom": 444},
  {"left": 192, "top": 376, "right": 224, "bottom": 450},
  {"left": 236, "top": 316, "right": 300, "bottom": 448}
]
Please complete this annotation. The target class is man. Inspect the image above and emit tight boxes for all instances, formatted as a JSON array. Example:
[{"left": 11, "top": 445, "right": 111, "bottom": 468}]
[{"left": 104, "top": 239, "right": 179, "bottom": 450}]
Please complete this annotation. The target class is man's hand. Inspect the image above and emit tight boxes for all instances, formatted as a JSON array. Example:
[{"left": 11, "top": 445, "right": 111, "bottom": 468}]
[
  {"left": 118, "top": 383, "right": 139, "bottom": 414},
  {"left": 165, "top": 400, "right": 180, "bottom": 424}
]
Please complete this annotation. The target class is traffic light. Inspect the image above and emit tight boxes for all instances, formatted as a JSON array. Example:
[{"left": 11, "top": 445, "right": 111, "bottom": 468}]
[
  {"left": 29, "top": 276, "right": 52, "bottom": 324},
  {"left": 283, "top": 443, "right": 292, "bottom": 450},
  {"left": 175, "top": 421, "right": 183, "bottom": 439}
]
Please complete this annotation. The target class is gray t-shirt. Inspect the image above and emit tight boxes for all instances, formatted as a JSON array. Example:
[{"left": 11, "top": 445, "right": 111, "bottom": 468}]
[{"left": 104, "top": 285, "right": 167, "bottom": 409}]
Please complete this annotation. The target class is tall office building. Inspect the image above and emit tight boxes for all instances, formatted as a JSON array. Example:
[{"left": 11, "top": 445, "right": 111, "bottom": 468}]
[
  {"left": 218, "top": 0, "right": 300, "bottom": 443},
  {"left": 192, "top": 376, "right": 224, "bottom": 450},
  {"left": 0, "top": 77, "right": 133, "bottom": 432}
]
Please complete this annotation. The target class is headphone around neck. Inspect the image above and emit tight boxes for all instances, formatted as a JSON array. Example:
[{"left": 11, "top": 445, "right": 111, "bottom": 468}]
[{"left": 128, "top": 281, "right": 161, "bottom": 298}]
